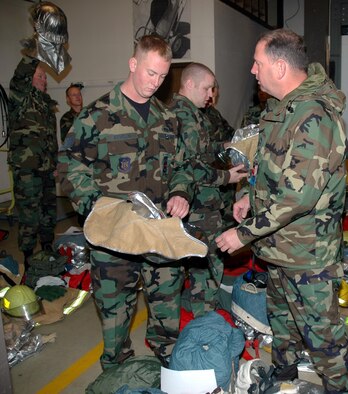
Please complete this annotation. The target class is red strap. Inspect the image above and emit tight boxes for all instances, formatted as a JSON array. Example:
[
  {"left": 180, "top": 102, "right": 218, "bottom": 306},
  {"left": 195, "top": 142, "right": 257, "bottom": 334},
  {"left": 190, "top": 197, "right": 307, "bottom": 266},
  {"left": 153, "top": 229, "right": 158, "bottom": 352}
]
[{"left": 241, "top": 338, "right": 260, "bottom": 360}]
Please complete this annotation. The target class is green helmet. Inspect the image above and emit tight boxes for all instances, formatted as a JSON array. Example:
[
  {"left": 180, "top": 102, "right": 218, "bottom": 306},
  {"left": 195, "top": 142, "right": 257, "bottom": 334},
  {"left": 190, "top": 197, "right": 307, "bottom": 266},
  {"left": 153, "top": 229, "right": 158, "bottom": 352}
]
[{"left": 2, "top": 285, "right": 40, "bottom": 319}]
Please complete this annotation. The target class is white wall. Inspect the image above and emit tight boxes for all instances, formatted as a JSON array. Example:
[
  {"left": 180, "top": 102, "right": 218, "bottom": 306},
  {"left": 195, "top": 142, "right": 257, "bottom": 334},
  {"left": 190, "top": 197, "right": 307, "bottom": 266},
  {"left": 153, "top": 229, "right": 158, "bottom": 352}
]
[
  {"left": 213, "top": 0, "right": 305, "bottom": 129},
  {"left": 0, "top": 0, "right": 31, "bottom": 203},
  {"left": 0, "top": 0, "right": 216, "bottom": 200},
  {"left": 283, "top": 0, "right": 304, "bottom": 36},
  {"left": 214, "top": 0, "right": 267, "bottom": 128},
  {"left": 0, "top": 0, "right": 309, "bottom": 203},
  {"left": 0, "top": 0, "right": 216, "bottom": 136}
]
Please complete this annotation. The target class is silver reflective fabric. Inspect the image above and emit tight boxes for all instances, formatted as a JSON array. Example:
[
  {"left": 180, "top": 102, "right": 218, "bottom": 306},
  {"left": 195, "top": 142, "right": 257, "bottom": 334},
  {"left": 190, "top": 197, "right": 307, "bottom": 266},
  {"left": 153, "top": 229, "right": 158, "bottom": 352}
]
[
  {"left": 127, "top": 191, "right": 208, "bottom": 264},
  {"left": 128, "top": 191, "right": 166, "bottom": 219},
  {"left": 217, "top": 124, "right": 259, "bottom": 171},
  {"left": 31, "top": 1, "right": 69, "bottom": 45},
  {"left": 36, "top": 33, "right": 71, "bottom": 75},
  {"left": 21, "top": 1, "right": 71, "bottom": 74}
]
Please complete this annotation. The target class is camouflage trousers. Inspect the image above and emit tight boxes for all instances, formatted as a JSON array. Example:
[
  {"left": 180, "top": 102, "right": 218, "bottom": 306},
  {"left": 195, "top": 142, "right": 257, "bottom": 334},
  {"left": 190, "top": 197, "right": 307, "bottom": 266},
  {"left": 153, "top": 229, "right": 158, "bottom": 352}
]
[
  {"left": 184, "top": 211, "right": 225, "bottom": 318},
  {"left": 267, "top": 264, "right": 348, "bottom": 394},
  {"left": 90, "top": 248, "right": 185, "bottom": 370},
  {"left": 13, "top": 168, "right": 56, "bottom": 253},
  {"left": 219, "top": 184, "right": 237, "bottom": 231}
]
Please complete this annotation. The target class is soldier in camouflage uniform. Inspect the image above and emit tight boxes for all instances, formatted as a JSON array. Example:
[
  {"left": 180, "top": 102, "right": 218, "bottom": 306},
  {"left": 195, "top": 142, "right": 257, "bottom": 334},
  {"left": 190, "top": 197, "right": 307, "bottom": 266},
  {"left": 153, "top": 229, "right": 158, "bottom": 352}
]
[
  {"left": 202, "top": 81, "right": 235, "bottom": 143},
  {"left": 216, "top": 29, "right": 348, "bottom": 393},
  {"left": 201, "top": 80, "right": 237, "bottom": 231},
  {"left": 8, "top": 56, "right": 58, "bottom": 272},
  {"left": 240, "top": 85, "right": 271, "bottom": 128},
  {"left": 60, "top": 83, "right": 83, "bottom": 143},
  {"left": 169, "top": 63, "right": 247, "bottom": 318},
  {"left": 58, "top": 35, "right": 192, "bottom": 370}
]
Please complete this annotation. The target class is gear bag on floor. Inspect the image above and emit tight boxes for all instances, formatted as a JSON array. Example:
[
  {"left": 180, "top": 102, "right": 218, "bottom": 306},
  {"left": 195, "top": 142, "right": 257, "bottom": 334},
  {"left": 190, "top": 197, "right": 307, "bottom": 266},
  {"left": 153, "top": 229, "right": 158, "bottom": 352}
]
[
  {"left": 169, "top": 311, "right": 245, "bottom": 391},
  {"left": 25, "top": 250, "right": 67, "bottom": 288},
  {"left": 85, "top": 355, "right": 162, "bottom": 394}
]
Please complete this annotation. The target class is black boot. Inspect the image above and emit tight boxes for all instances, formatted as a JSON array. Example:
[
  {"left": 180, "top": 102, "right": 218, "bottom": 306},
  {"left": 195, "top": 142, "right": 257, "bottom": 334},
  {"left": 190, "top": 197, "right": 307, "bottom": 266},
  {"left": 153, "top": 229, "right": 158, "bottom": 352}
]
[
  {"left": 272, "top": 363, "right": 299, "bottom": 382},
  {"left": 41, "top": 242, "right": 53, "bottom": 252},
  {"left": 21, "top": 249, "right": 33, "bottom": 284},
  {"left": 23, "top": 249, "right": 34, "bottom": 271}
]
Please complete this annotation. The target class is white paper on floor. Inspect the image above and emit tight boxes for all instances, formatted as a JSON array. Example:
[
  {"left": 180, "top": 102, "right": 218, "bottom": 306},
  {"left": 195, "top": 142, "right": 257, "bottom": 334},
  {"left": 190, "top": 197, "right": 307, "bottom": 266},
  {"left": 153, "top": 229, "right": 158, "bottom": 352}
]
[{"left": 161, "top": 367, "right": 217, "bottom": 394}]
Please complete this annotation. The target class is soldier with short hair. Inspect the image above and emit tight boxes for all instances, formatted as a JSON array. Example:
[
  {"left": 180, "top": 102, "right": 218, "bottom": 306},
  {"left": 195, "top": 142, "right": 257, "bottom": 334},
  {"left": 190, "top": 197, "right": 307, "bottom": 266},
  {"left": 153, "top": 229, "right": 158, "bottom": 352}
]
[
  {"left": 58, "top": 35, "right": 192, "bottom": 369},
  {"left": 201, "top": 79, "right": 237, "bottom": 231},
  {"left": 60, "top": 83, "right": 83, "bottom": 143},
  {"left": 169, "top": 62, "right": 247, "bottom": 318},
  {"left": 240, "top": 84, "right": 271, "bottom": 128},
  {"left": 216, "top": 29, "right": 348, "bottom": 392},
  {"left": 8, "top": 56, "right": 58, "bottom": 274}
]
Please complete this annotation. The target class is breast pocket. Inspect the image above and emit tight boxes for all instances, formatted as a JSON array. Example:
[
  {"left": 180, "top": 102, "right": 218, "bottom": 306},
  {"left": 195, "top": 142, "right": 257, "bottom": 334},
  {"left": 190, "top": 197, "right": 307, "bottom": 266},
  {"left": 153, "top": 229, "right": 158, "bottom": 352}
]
[
  {"left": 106, "top": 133, "right": 139, "bottom": 176},
  {"left": 158, "top": 132, "right": 176, "bottom": 178}
]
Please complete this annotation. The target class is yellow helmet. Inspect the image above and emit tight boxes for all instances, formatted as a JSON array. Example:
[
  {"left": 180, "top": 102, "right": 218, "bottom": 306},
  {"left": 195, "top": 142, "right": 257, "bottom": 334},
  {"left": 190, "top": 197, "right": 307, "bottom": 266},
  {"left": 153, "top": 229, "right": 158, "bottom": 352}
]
[
  {"left": 338, "top": 280, "right": 348, "bottom": 308},
  {"left": 2, "top": 285, "right": 40, "bottom": 319}
]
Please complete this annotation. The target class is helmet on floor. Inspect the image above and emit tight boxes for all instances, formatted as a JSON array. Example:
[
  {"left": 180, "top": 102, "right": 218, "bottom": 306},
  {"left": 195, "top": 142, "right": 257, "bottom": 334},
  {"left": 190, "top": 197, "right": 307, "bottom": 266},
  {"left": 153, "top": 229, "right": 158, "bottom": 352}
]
[{"left": 2, "top": 284, "right": 40, "bottom": 319}]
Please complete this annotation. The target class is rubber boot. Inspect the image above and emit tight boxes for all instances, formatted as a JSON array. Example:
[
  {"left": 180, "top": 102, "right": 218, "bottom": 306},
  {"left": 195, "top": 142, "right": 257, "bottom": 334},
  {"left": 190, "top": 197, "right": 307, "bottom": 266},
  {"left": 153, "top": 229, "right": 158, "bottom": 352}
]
[{"left": 21, "top": 249, "right": 33, "bottom": 284}]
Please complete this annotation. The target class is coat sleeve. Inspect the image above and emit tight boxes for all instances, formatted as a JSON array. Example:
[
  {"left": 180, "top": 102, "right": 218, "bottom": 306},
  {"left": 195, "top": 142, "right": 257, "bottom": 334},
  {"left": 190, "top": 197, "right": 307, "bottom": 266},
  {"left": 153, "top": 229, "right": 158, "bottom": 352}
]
[
  {"left": 57, "top": 108, "right": 103, "bottom": 217},
  {"left": 237, "top": 101, "right": 346, "bottom": 245},
  {"left": 176, "top": 107, "right": 230, "bottom": 188},
  {"left": 9, "top": 56, "right": 39, "bottom": 128}
]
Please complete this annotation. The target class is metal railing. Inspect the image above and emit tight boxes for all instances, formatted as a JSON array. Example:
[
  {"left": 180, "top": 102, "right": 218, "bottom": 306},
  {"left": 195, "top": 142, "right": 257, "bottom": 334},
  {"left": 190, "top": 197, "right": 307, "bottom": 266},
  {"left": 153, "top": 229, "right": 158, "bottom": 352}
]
[{"left": 219, "top": 0, "right": 283, "bottom": 29}]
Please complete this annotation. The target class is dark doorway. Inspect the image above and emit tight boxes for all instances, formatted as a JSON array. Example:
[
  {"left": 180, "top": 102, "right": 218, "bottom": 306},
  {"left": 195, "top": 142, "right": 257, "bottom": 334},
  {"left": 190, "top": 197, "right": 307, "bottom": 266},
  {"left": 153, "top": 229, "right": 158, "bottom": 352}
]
[{"left": 155, "top": 62, "right": 190, "bottom": 104}]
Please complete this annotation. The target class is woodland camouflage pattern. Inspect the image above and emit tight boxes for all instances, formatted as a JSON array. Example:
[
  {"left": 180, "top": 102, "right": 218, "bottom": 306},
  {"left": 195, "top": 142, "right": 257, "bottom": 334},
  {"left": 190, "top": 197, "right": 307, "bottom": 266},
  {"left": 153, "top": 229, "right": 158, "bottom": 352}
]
[
  {"left": 237, "top": 63, "right": 347, "bottom": 271},
  {"left": 91, "top": 250, "right": 185, "bottom": 366},
  {"left": 240, "top": 104, "right": 263, "bottom": 128},
  {"left": 169, "top": 94, "right": 229, "bottom": 214},
  {"left": 202, "top": 105, "right": 237, "bottom": 230},
  {"left": 268, "top": 265, "right": 348, "bottom": 393},
  {"left": 59, "top": 108, "right": 78, "bottom": 142},
  {"left": 58, "top": 83, "right": 192, "bottom": 218},
  {"left": 236, "top": 63, "right": 348, "bottom": 393},
  {"left": 202, "top": 105, "right": 235, "bottom": 142},
  {"left": 8, "top": 56, "right": 58, "bottom": 171},
  {"left": 58, "top": 82, "right": 193, "bottom": 368},
  {"left": 169, "top": 93, "right": 230, "bottom": 317},
  {"left": 8, "top": 56, "right": 58, "bottom": 252}
]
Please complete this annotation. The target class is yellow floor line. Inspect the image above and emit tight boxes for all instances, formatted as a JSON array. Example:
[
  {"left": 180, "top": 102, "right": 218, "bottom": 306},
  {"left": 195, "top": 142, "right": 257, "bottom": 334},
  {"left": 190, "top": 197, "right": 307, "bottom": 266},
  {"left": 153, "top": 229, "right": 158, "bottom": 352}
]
[{"left": 36, "top": 307, "right": 148, "bottom": 394}]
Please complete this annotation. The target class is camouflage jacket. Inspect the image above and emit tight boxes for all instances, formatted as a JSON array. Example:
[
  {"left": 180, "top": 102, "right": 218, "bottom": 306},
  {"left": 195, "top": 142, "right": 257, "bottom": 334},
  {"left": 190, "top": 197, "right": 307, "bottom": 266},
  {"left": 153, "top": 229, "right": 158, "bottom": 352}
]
[
  {"left": 202, "top": 105, "right": 235, "bottom": 142},
  {"left": 60, "top": 108, "right": 79, "bottom": 142},
  {"left": 169, "top": 94, "right": 230, "bottom": 213},
  {"left": 240, "top": 104, "right": 262, "bottom": 128},
  {"left": 8, "top": 56, "right": 58, "bottom": 171},
  {"left": 237, "top": 63, "right": 347, "bottom": 271},
  {"left": 58, "top": 82, "right": 193, "bottom": 217}
]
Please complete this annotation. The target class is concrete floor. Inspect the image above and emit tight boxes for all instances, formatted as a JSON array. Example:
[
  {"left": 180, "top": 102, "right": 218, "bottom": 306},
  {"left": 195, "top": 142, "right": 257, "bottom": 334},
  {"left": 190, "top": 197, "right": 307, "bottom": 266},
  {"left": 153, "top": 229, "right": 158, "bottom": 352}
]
[
  {"left": 0, "top": 200, "right": 154, "bottom": 393},
  {"left": 0, "top": 198, "right": 331, "bottom": 393}
]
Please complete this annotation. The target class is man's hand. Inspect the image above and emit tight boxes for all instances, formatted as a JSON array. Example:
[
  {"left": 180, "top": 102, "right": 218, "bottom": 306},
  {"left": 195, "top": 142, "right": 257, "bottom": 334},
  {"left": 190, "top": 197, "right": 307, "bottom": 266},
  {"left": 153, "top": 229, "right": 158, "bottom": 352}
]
[
  {"left": 228, "top": 165, "right": 248, "bottom": 183},
  {"left": 233, "top": 194, "right": 250, "bottom": 223},
  {"left": 166, "top": 196, "right": 189, "bottom": 218},
  {"left": 216, "top": 228, "right": 244, "bottom": 254}
]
